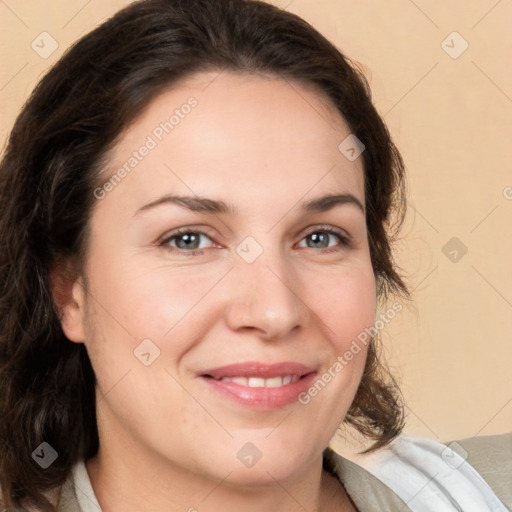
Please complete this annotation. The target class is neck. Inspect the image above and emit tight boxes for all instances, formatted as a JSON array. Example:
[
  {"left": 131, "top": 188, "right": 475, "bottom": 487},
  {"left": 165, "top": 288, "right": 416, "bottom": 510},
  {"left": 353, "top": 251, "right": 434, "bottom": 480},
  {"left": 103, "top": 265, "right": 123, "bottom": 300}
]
[{"left": 86, "top": 443, "right": 354, "bottom": 512}]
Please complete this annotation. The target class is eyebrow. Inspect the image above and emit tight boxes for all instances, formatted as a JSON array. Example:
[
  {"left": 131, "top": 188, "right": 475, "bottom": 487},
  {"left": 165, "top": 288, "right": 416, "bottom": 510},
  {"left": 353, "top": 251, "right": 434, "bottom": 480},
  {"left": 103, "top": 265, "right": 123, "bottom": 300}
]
[
  {"left": 135, "top": 192, "right": 364, "bottom": 216},
  {"left": 302, "top": 193, "right": 364, "bottom": 214},
  {"left": 135, "top": 195, "right": 234, "bottom": 216}
]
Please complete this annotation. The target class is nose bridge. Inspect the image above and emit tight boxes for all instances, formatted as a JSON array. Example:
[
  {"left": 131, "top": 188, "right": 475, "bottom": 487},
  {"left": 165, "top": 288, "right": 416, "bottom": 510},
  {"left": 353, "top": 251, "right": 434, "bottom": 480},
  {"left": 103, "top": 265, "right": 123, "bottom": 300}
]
[{"left": 226, "top": 243, "right": 306, "bottom": 338}]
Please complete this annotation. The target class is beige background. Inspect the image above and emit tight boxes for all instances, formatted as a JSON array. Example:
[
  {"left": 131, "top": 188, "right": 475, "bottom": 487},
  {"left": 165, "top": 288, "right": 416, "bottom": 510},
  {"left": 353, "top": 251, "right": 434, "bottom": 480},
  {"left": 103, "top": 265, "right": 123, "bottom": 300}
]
[{"left": 1, "top": 1, "right": 510, "bottom": 447}]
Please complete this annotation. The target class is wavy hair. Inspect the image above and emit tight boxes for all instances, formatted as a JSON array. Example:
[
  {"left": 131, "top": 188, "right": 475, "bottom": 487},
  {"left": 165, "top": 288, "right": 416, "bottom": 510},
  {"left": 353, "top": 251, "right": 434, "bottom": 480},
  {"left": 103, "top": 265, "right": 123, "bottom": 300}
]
[{"left": 0, "top": 0, "right": 409, "bottom": 510}]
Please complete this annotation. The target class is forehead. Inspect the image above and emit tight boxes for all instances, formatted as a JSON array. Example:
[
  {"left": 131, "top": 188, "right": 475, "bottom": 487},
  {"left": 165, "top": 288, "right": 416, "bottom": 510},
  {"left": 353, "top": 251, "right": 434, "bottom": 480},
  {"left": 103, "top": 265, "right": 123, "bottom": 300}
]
[{"left": 102, "top": 71, "right": 365, "bottom": 213}]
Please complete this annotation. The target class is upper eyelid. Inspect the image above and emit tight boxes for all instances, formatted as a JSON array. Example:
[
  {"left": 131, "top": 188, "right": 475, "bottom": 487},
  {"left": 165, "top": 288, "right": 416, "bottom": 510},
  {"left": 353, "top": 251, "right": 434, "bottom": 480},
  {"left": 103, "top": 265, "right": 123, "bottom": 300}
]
[
  {"left": 159, "top": 226, "right": 217, "bottom": 243},
  {"left": 300, "top": 224, "right": 348, "bottom": 236},
  {"left": 298, "top": 224, "right": 351, "bottom": 243}
]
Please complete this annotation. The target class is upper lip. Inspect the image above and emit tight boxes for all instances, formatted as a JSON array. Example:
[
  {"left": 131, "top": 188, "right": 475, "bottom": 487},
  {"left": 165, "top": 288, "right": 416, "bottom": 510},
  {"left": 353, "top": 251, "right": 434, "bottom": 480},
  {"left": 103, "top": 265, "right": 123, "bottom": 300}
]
[{"left": 199, "top": 362, "right": 316, "bottom": 379}]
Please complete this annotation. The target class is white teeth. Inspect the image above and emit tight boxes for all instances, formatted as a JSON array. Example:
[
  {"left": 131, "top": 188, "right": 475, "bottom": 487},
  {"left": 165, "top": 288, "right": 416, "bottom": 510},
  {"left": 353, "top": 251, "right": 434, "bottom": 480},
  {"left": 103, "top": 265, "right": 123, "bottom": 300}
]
[
  {"left": 231, "top": 377, "right": 248, "bottom": 386},
  {"left": 265, "top": 377, "right": 284, "bottom": 388},
  {"left": 218, "top": 375, "right": 299, "bottom": 387},
  {"left": 248, "top": 377, "right": 266, "bottom": 387}
]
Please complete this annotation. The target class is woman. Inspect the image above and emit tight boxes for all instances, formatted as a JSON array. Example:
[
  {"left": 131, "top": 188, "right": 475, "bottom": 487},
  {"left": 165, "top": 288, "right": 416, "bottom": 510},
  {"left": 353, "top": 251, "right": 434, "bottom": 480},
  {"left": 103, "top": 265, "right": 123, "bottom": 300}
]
[{"left": 0, "top": 1, "right": 509, "bottom": 511}]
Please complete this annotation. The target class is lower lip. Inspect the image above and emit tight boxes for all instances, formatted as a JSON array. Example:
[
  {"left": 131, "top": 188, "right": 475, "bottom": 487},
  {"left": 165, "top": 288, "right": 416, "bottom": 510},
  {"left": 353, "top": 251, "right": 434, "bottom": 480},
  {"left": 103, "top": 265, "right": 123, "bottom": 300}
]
[{"left": 200, "top": 373, "right": 317, "bottom": 410}]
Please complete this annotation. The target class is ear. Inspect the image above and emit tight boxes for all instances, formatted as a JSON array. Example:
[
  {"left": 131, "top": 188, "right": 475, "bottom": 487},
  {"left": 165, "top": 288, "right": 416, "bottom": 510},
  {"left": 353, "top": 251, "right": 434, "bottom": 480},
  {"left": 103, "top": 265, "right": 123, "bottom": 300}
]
[{"left": 50, "top": 265, "right": 87, "bottom": 343}]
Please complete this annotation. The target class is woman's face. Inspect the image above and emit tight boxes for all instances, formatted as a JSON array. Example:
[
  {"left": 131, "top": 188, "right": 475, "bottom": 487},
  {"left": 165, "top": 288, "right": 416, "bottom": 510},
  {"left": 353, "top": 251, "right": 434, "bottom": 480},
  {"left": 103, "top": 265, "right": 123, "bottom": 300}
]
[{"left": 63, "top": 72, "right": 376, "bottom": 486}]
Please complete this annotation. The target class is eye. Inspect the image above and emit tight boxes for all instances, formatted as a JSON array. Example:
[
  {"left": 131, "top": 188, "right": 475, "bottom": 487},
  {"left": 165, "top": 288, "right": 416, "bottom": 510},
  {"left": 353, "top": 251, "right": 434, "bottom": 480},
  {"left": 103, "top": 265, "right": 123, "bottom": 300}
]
[
  {"left": 161, "top": 229, "right": 215, "bottom": 253},
  {"left": 297, "top": 228, "right": 349, "bottom": 251}
]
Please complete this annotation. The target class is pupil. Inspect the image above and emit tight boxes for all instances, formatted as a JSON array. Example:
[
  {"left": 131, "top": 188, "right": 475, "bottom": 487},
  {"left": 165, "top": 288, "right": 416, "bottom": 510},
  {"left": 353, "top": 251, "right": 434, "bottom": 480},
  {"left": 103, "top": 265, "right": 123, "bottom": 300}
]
[
  {"left": 310, "top": 232, "right": 328, "bottom": 248},
  {"left": 177, "top": 233, "right": 199, "bottom": 249}
]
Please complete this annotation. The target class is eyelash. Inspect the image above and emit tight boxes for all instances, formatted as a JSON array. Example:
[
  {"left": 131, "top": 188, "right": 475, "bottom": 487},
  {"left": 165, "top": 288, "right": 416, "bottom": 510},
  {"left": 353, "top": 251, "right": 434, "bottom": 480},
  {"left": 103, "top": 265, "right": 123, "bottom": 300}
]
[
  {"left": 159, "top": 227, "right": 218, "bottom": 256},
  {"left": 159, "top": 225, "right": 351, "bottom": 256},
  {"left": 300, "top": 226, "right": 351, "bottom": 253}
]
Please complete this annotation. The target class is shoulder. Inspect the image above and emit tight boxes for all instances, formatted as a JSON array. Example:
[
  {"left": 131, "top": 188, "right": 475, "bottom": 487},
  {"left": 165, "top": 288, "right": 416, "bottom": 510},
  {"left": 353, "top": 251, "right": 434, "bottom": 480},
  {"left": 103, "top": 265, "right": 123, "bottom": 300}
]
[
  {"left": 451, "top": 432, "right": 512, "bottom": 509},
  {"left": 323, "top": 448, "right": 412, "bottom": 511},
  {"left": 326, "top": 433, "right": 511, "bottom": 511}
]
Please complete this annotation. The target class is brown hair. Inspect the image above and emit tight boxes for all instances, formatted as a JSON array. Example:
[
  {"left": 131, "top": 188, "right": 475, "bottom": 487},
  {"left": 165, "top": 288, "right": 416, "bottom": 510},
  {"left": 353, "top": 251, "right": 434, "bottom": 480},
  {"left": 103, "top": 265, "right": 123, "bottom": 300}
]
[{"left": 0, "top": 0, "right": 408, "bottom": 510}]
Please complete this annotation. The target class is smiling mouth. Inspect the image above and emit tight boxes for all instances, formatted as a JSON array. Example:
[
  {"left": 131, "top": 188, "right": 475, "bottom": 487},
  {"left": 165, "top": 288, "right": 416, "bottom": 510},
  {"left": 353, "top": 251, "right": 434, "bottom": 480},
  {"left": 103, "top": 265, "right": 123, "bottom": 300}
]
[
  {"left": 198, "top": 362, "right": 317, "bottom": 410},
  {"left": 203, "top": 375, "right": 302, "bottom": 387}
]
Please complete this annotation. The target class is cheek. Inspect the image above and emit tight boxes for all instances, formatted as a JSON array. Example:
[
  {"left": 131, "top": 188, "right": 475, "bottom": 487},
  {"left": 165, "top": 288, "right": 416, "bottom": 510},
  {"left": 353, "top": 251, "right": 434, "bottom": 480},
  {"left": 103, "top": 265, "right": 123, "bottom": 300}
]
[
  {"left": 85, "top": 255, "right": 222, "bottom": 342},
  {"left": 296, "top": 264, "right": 376, "bottom": 416},
  {"left": 307, "top": 264, "right": 376, "bottom": 347},
  {"left": 79, "top": 255, "right": 231, "bottom": 404}
]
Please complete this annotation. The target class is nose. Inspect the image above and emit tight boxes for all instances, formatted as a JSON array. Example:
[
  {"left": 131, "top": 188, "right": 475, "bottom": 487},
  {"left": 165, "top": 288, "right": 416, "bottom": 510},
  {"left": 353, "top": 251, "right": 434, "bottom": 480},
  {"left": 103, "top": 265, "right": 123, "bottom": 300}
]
[{"left": 224, "top": 253, "right": 307, "bottom": 341}]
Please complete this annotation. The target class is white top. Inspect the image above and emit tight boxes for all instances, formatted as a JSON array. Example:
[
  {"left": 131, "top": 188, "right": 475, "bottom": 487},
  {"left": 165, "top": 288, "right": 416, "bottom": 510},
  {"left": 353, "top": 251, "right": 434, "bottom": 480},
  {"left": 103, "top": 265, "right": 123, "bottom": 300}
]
[{"left": 71, "top": 460, "right": 101, "bottom": 512}]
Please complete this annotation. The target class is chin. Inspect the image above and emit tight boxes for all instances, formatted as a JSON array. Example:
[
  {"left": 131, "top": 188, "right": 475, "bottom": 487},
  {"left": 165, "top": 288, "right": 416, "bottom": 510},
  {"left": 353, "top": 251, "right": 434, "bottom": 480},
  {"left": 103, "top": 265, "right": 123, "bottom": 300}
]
[
  {"left": 217, "top": 456, "right": 310, "bottom": 489},
  {"left": 205, "top": 435, "right": 320, "bottom": 487}
]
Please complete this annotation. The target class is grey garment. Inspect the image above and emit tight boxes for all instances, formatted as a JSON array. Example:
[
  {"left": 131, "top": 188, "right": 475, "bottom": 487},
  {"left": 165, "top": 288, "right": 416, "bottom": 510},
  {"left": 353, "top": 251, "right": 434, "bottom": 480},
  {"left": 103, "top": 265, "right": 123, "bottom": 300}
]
[
  {"left": 323, "top": 448, "right": 412, "bottom": 511},
  {"left": 454, "top": 433, "right": 512, "bottom": 510},
  {"left": 52, "top": 433, "right": 510, "bottom": 512}
]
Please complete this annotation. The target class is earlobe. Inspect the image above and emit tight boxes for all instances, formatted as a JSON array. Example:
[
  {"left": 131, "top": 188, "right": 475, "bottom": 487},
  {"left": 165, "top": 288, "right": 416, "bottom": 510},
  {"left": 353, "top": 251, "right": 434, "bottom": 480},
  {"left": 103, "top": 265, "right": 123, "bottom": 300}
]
[{"left": 50, "top": 267, "right": 87, "bottom": 343}]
